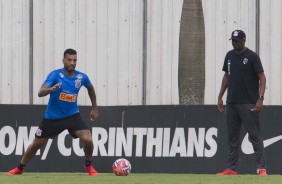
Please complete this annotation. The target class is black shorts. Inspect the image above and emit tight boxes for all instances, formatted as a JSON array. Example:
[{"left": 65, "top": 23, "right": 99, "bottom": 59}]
[{"left": 35, "top": 113, "right": 90, "bottom": 139}]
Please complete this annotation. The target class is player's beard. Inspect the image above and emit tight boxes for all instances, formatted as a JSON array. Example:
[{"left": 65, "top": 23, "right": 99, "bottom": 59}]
[{"left": 65, "top": 65, "right": 75, "bottom": 73}]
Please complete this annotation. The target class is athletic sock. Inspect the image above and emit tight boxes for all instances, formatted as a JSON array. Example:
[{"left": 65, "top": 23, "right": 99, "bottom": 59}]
[
  {"left": 17, "top": 163, "right": 26, "bottom": 170},
  {"left": 85, "top": 160, "right": 92, "bottom": 167}
]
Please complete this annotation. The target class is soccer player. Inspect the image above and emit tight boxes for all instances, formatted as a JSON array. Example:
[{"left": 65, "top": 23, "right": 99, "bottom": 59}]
[
  {"left": 217, "top": 30, "right": 267, "bottom": 176},
  {"left": 7, "top": 48, "right": 99, "bottom": 176}
]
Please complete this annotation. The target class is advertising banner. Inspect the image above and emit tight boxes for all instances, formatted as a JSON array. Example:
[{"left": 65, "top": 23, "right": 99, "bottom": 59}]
[{"left": 0, "top": 105, "right": 281, "bottom": 174}]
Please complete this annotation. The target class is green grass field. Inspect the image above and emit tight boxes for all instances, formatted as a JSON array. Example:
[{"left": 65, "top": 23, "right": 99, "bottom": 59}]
[{"left": 1, "top": 173, "right": 282, "bottom": 184}]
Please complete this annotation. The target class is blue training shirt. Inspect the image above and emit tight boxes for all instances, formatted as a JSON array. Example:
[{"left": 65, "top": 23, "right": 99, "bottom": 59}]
[{"left": 43, "top": 68, "right": 91, "bottom": 119}]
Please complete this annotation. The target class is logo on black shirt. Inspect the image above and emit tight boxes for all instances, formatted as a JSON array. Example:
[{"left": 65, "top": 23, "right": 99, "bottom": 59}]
[{"left": 243, "top": 58, "right": 248, "bottom": 64}]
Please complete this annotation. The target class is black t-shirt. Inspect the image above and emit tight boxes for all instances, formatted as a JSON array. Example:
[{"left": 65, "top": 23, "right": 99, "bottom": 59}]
[{"left": 222, "top": 48, "right": 264, "bottom": 104}]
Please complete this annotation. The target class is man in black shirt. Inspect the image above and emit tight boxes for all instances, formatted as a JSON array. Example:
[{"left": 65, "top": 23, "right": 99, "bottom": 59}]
[{"left": 217, "top": 30, "right": 267, "bottom": 176}]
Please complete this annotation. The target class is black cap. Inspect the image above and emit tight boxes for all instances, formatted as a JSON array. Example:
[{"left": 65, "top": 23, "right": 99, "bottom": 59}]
[{"left": 229, "top": 30, "right": 246, "bottom": 41}]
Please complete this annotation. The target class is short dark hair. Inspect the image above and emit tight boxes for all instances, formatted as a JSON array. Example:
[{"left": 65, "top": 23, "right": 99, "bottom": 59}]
[{"left": 64, "top": 48, "right": 77, "bottom": 58}]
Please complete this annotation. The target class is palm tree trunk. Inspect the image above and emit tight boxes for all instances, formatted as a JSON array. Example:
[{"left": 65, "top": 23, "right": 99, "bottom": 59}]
[{"left": 178, "top": 0, "right": 205, "bottom": 105}]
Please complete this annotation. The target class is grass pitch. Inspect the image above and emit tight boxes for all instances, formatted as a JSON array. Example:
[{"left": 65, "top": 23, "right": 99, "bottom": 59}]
[{"left": 0, "top": 173, "right": 282, "bottom": 184}]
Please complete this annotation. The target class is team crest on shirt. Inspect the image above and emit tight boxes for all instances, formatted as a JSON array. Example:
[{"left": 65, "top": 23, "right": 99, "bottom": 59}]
[
  {"left": 75, "top": 79, "right": 81, "bottom": 88},
  {"left": 243, "top": 58, "right": 248, "bottom": 64},
  {"left": 75, "top": 74, "right": 83, "bottom": 88}
]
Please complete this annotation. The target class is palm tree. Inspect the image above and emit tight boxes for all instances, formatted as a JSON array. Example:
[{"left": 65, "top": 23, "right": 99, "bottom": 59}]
[{"left": 178, "top": 0, "right": 205, "bottom": 104}]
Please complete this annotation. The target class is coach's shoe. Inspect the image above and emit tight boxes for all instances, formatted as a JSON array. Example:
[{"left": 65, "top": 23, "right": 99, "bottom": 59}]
[
  {"left": 257, "top": 168, "right": 267, "bottom": 176},
  {"left": 7, "top": 167, "right": 24, "bottom": 175},
  {"left": 216, "top": 168, "right": 237, "bottom": 175},
  {"left": 85, "top": 165, "right": 98, "bottom": 176}
]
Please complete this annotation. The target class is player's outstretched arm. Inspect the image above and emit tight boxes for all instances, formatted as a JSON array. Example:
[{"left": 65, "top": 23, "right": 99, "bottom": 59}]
[{"left": 38, "top": 82, "right": 62, "bottom": 97}]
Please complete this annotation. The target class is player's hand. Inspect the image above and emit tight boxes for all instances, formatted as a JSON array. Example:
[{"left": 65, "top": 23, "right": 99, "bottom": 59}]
[
  {"left": 90, "top": 108, "right": 99, "bottom": 121},
  {"left": 50, "top": 82, "right": 62, "bottom": 92},
  {"left": 254, "top": 99, "right": 263, "bottom": 112},
  {"left": 217, "top": 98, "right": 224, "bottom": 112}
]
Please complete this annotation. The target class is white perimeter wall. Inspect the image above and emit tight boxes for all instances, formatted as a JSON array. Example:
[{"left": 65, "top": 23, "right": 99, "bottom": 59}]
[
  {"left": 0, "top": 0, "right": 281, "bottom": 105},
  {"left": 32, "top": 0, "right": 182, "bottom": 106},
  {"left": 0, "top": 0, "right": 30, "bottom": 104}
]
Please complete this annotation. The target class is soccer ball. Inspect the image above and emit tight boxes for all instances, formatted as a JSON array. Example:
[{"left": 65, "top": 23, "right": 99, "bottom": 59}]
[{"left": 112, "top": 158, "right": 132, "bottom": 176}]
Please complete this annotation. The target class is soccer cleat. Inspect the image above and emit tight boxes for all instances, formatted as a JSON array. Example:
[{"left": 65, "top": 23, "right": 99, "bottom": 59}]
[
  {"left": 85, "top": 165, "right": 99, "bottom": 176},
  {"left": 216, "top": 168, "right": 237, "bottom": 175},
  {"left": 7, "top": 167, "right": 24, "bottom": 175},
  {"left": 257, "top": 168, "right": 267, "bottom": 176}
]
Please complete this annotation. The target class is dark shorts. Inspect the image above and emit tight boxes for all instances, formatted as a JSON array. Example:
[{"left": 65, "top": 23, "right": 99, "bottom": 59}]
[{"left": 35, "top": 113, "right": 89, "bottom": 139}]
